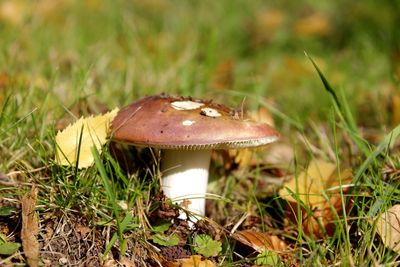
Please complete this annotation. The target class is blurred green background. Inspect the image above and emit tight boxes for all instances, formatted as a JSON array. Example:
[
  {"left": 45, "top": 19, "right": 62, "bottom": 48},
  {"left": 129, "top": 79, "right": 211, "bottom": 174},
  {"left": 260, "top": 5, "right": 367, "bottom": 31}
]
[{"left": 1, "top": 0, "right": 399, "bottom": 127}]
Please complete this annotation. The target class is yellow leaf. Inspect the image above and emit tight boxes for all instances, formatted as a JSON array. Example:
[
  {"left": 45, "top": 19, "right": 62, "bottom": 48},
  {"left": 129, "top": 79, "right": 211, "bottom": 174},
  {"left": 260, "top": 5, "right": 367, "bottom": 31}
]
[
  {"left": 375, "top": 204, "right": 400, "bottom": 254},
  {"left": 0, "top": 0, "right": 28, "bottom": 26},
  {"left": 55, "top": 108, "right": 119, "bottom": 168},
  {"left": 279, "top": 159, "right": 353, "bottom": 238},
  {"left": 163, "top": 255, "right": 216, "bottom": 267},
  {"left": 279, "top": 159, "right": 352, "bottom": 209},
  {"left": 178, "top": 255, "right": 216, "bottom": 267}
]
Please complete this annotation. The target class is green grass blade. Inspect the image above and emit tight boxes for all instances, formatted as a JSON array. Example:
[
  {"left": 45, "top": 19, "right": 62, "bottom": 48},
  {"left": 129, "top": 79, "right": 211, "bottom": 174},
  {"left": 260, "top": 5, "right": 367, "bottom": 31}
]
[
  {"left": 305, "top": 52, "right": 370, "bottom": 155},
  {"left": 102, "top": 212, "right": 133, "bottom": 258},
  {"left": 354, "top": 124, "right": 400, "bottom": 184}
]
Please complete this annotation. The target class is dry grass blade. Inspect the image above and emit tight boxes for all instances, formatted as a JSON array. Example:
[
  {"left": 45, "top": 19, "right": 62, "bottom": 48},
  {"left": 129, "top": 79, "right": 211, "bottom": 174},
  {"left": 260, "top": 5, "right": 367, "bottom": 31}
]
[{"left": 21, "top": 184, "right": 39, "bottom": 267}]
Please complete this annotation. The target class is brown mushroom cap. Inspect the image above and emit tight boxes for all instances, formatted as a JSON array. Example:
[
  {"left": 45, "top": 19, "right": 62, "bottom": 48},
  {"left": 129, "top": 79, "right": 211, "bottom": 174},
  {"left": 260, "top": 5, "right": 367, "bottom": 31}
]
[{"left": 111, "top": 95, "right": 279, "bottom": 149}]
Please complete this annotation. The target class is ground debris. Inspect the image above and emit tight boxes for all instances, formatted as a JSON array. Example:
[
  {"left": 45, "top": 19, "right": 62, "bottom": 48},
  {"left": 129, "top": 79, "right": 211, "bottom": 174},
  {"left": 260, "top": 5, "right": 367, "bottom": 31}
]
[
  {"left": 39, "top": 213, "right": 104, "bottom": 266},
  {"left": 160, "top": 246, "right": 191, "bottom": 261},
  {"left": 21, "top": 184, "right": 39, "bottom": 267}
]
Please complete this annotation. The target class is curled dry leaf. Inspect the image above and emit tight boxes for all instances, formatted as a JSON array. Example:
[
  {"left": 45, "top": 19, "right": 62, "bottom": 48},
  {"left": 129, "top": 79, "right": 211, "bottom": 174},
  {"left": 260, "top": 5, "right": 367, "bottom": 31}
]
[
  {"left": 55, "top": 108, "right": 119, "bottom": 169},
  {"left": 375, "top": 204, "right": 400, "bottom": 253},
  {"left": 164, "top": 255, "right": 216, "bottom": 267},
  {"left": 279, "top": 159, "right": 352, "bottom": 237},
  {"left": 21, "top": 185, "right": 39, "bottom": 267},
  {"left": 232, "top": 230, "right": 287, "bottom": 253}
]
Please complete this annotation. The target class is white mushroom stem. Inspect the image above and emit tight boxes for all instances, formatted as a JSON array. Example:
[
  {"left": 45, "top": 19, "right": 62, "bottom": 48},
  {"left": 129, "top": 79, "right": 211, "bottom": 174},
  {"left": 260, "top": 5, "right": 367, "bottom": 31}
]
[{"left": 161, "top": 149, "right": 211, "bottom": 221}]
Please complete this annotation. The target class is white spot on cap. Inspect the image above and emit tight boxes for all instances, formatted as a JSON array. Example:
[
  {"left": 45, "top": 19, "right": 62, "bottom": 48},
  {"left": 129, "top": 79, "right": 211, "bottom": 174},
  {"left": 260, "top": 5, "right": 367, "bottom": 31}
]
[
  {"left": 182, "top": 120, "right": 195, "bottom": 126},
  {"left": 201, "top": 107, "right": 221, "bottom": 117},
  {"left": 171, "top": 101, "right": 204, "bottom": 110}
]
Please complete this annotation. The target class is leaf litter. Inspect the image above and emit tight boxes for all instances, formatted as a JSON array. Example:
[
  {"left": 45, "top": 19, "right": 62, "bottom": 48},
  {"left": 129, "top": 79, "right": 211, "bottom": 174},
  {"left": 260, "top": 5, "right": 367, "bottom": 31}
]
[
  {"left": 279, "top": 159, "right": 353, "bottom": 237},
  {"left": 55, "top": 108, "right": 119, "bottom": 168},
  {"left": 374, "top": 204, "right": 400, "bottom": 254}
]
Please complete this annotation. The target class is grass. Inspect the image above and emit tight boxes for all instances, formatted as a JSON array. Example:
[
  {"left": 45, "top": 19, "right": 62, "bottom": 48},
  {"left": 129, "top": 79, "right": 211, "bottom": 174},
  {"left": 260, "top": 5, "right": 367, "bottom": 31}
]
[{"left": 1, "top": 0, "right": 400, "bottom": 265}]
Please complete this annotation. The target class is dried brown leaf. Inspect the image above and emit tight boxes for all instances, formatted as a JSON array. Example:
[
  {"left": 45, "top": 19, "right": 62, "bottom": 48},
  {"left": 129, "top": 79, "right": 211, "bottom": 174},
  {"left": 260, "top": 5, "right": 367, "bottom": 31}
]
[
  {"left": 375, "top": 204, "right": 400, "bottom": 253},
  {"left": 232, "top": 230, "right": 287, "bottom": 253},
  {"left": 21, "top": 185, "right": 39, "bottom": 267}
]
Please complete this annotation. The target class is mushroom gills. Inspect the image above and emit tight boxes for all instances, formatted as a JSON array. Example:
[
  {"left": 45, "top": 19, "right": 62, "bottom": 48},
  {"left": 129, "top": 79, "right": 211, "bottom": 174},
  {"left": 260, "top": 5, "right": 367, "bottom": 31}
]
[{"left": 161, "top": 149, "right": 211, "bottom": 221}]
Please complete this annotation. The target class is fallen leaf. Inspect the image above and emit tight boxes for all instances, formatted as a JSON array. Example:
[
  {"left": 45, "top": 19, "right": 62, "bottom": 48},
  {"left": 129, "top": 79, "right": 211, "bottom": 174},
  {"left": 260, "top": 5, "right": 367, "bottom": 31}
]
[
  {"left": 0, "top": 0, "right": 28, "bottom": 26},
  {"left": 260, "top": 142, "right": 294, "bottom": 167},
  {"left": 256, "top": 8, "right": 285, "bottom": 32},
  {"left": 279, "top": 159, "right": 352, "bottom": 237},
  {"left": 232, "top": 230, "right": 287, "bottom": 253},
  {"left": 21, "top": 185, "right": 39, "bottom": 267},
  {"left": 375, "top": 204, "right": 400, "bottom": 253},
  {"left": 164, "top": 255, "right": 216, "bottom": 267},
  {"left": 228, "top": 148, "right": 253, "bottom": 170},
  {"left": 279, "top": 159, "right": 351, "bottom": 209},
  {"left": 293, "top": 12, "right": 331, "bottom": 38},
  {"left": 55, "top": 98, "right": 109, "bottom": 130},
  {"left": 247, "top": 8, "right": 286, "bottom": 47},
  {"left": 55, "top": 108, "right": 119, "bottom": 168}
]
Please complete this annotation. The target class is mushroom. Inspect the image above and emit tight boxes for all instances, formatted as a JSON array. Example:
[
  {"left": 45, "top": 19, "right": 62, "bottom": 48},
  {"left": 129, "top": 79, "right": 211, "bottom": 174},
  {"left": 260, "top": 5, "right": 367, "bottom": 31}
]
[{"left": 111, "top": 95, "right": 278, "bottom": 221}]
